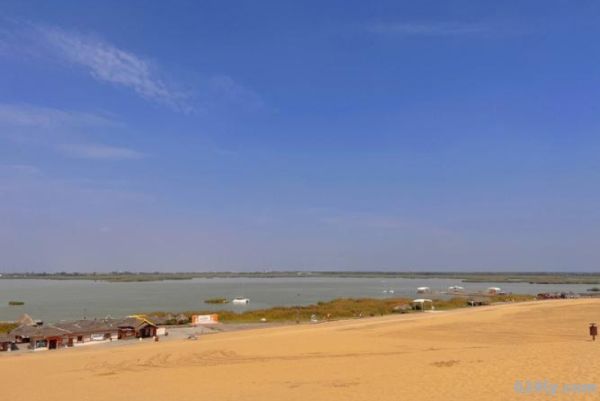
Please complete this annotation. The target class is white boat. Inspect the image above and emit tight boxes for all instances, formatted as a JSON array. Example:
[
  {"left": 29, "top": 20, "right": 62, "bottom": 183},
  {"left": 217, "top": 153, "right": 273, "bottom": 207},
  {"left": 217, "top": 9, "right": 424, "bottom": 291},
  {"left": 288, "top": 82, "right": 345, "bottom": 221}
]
[
  {"left": 416, "top": 286, "right": 431, "bottom": 294},
  {"left": 448, "top": 285, "right": 465, "bottom": 292},
  {"left": 232, "top": 297, "right": 250, "bottom": 304}
]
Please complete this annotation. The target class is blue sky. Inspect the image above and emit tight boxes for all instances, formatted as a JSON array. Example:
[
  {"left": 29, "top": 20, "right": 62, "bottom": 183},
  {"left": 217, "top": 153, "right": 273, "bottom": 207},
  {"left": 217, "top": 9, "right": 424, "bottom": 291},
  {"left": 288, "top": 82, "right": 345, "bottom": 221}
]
[{"left": 1, "top": 1, "right": 600, "bottom": 272}]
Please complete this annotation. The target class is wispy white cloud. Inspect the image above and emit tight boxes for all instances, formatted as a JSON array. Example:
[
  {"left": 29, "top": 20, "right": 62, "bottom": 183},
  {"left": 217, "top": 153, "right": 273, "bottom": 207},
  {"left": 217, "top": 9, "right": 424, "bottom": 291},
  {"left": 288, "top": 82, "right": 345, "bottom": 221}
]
[
  {"left": 367, "top": 21, "right": 498, "bottom": 36},
  {"left": 0, "top": 103, "right": 114, "bottom": 128},
  {"left": 0, "top": 103, "right": 120, "bottom": 151},
  {"left": 58, "top": 143, "right": 145, "bottom": 160},
  {"left": 0, "top": 164, "right": 41, "bottom": 176},
  {"left": 35, "top": 25, "right": 190, "bottom": 111},
  {"left": 0, "top": 103, "right": 144, "bottom": 162},
  {"left": 1, "top": 22, "right": 266, "bottom": 114}
]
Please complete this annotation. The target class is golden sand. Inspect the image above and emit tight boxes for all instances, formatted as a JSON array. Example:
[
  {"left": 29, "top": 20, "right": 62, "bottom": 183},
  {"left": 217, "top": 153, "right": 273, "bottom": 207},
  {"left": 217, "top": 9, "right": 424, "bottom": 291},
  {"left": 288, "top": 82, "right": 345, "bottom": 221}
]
[{"left": 2, "top": 299, "right": 600, "bottom": 401}]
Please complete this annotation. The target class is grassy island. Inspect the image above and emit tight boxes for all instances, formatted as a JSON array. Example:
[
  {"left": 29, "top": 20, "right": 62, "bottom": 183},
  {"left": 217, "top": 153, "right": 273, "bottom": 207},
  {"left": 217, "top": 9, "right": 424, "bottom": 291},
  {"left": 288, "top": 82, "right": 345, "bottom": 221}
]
[{"left": 204, "top": 297, "right": 229, "bottom": 304}]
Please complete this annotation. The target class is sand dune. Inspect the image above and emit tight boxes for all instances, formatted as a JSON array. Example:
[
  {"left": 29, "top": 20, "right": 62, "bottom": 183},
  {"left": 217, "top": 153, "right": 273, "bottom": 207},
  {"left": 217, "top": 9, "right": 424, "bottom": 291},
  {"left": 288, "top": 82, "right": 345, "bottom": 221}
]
[{"left": 2, "top": 299, "right": 600, "bottom": 401}]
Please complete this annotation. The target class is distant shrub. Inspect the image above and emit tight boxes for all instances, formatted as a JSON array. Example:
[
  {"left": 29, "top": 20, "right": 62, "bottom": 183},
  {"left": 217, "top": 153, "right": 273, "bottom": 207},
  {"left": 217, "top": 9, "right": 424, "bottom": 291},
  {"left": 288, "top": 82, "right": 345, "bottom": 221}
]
[{"left": 8, "top": 301, "right": 24, "bottom": 306}]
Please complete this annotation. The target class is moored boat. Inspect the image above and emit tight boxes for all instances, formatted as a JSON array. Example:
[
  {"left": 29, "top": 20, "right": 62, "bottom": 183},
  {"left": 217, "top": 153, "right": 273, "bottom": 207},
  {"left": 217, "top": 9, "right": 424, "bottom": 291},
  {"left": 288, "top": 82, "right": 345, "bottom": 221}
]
[{"left": 232, "top": 297, "right": 250, "bottom": 304}]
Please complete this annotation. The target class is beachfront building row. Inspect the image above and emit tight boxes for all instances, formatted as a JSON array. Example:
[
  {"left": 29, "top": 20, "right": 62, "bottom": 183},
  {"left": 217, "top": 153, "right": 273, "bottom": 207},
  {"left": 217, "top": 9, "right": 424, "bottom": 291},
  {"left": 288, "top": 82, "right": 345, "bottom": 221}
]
[{"left": 3, "top": 316, "right": 158, "bottom": 351}]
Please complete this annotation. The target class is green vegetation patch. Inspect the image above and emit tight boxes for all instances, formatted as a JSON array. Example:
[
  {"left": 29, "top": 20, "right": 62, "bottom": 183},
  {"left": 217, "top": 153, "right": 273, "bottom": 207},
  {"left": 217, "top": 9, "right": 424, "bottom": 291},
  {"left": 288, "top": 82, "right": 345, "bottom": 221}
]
[
  {"left": 146, "top": 294, "right": 536, "bottom": 325},
  {"left": 204, "top": 297, "right": 229, "bottom": 304},
  {"left": 0, "top": 323, "right": 17, "bottom": 333}
]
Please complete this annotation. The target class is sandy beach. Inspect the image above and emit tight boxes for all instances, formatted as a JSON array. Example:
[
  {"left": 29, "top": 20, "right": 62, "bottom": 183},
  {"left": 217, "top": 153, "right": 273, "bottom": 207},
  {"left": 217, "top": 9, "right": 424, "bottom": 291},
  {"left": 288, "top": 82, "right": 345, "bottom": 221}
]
[{"left": 2, "top": 299, "right": 599, "bottom": 401}]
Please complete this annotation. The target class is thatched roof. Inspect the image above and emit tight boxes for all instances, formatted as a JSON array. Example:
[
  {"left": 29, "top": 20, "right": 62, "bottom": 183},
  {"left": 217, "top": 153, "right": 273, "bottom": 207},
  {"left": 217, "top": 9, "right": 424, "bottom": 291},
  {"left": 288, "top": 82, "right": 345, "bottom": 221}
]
[
  {"left": 6, "top": 315, "right": 159, "bottom": 341},
  {"left": 10, "top": 324, "right": 70, "bottom": 339},
  {"left": 146, "top": 314, "right": 173, "bottom": 325},
  {"left": 17, "top": 314, "right": 35, "bottom": 326},
  {"left": 54, "top": 319, "right": 120, "bottom": 334},
  {"left": 116, "top": 317, "right": 157, "bottom": 329}
]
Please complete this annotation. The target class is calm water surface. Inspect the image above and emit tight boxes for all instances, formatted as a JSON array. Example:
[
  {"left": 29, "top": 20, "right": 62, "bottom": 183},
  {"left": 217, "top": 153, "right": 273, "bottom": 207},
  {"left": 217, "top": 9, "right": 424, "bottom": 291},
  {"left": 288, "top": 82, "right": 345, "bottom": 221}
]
[{"left": 0, "top": 277, "right": 594, "bottom": 322}]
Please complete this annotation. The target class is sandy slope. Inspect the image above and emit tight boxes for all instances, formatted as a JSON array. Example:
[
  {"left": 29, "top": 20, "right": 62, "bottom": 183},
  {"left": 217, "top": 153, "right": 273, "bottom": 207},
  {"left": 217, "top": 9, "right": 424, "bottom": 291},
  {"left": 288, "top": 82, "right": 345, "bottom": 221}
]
[{"left": 2, "top": 299, "right": 600, "bottom": 401}]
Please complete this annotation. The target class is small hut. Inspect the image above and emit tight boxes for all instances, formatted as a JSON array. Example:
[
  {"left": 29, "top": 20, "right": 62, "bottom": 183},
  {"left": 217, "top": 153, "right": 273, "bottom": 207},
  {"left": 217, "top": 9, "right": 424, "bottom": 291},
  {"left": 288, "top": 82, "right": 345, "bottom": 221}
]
[
  {"left": 116, "top": 317, "right": 158, "bottom": 339},
  {"left": 467, "top": 297, "right": 490, "bottom": 307},
  {"left": 54, "top": 319, "right": 119, "bottom": 346},
  {"left": 411, "top": 299, "right": 434, "bottom": 311},
  {"left": 10, "top": 324, "right": 70, "bottom": 350}
]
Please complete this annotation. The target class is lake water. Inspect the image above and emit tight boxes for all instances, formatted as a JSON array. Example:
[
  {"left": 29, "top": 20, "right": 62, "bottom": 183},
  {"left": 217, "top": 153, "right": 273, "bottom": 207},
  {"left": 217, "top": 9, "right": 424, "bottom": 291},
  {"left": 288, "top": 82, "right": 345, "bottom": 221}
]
[{"left": 0, "top": 277, "right": 595, "bottom": 322}]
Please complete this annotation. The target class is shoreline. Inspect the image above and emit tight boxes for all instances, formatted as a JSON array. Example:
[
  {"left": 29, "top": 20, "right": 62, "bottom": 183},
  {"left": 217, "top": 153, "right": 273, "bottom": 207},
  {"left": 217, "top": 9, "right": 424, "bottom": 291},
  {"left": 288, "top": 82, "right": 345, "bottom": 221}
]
[
  {"left": 0, "top": 298, "right": 570, "bottom": 358},
  {"left": 4, "top": 271, "right": 600, "bottom": 284},
  {"left": 2, "top": 299, "right": 598, "bottom": 400}
]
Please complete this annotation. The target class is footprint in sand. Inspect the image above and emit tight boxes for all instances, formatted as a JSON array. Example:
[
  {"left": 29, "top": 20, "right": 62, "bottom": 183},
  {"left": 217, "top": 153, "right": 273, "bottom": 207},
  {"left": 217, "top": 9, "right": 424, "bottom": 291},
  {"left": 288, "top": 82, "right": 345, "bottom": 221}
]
[{"left": 431, "top": 360, "right": 460, "bottom": 367}]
